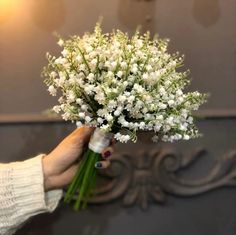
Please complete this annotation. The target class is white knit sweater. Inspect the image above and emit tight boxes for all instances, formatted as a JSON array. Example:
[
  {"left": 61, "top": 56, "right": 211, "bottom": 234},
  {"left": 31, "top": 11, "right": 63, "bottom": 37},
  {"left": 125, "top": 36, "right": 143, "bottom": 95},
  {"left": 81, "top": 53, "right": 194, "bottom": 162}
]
[{"left": 0, "top": 155, "right": 63, "bottom": 235}]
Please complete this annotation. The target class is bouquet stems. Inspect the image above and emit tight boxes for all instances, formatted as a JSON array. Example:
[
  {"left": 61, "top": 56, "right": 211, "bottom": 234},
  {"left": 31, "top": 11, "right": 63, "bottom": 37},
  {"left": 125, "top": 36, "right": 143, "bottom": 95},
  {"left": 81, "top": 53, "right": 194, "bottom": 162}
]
[{"left": 64, "top": 128, "right": 112, "bottom": 211}]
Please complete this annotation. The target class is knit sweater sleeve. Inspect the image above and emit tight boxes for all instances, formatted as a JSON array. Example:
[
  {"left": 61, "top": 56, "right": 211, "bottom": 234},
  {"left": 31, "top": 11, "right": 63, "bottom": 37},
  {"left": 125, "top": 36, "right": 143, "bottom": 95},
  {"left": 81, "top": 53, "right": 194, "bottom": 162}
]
[{"left": 0, "top": 155, "right": 63, "bottom": 235}]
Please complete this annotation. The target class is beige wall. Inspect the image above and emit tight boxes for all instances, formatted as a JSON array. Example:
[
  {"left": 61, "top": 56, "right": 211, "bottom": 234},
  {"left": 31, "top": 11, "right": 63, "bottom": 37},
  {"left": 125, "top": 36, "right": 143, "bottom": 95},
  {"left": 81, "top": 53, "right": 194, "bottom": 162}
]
[{"left": 0, "top": 0, "right": 235, "bottom": 114}]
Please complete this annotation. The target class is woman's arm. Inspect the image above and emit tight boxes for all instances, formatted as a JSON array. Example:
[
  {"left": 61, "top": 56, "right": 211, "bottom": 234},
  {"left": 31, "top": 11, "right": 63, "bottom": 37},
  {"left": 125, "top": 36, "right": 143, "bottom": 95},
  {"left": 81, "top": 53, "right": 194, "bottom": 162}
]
[
  {"left": 0, "top": 126, "right": 113, "bottom": 235},
  {"left": 0, "top": 155, "right": 62, "bottom": 235}
]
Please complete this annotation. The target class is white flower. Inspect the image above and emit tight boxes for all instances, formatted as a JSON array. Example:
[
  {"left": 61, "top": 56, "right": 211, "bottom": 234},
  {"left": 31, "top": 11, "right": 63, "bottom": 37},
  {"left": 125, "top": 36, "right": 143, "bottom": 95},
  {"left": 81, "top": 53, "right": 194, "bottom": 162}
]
[
  {"left": 146, "top": 65, "right": 152, "bottom": 71},
  {"left": 127, "top": 95, "right": 135, "bottom": 103},
  {"left": 57, "top": 39, "right": 64, "bottom": 46},
  {"left": 123, "top": 81, "right": 128, "bottom": 87},
  {"left": 85, "top": 46, "right": 93, "bottom": 53},
  {"left": 58, "top": 97, "right": 64, "bottom": 104},
  {"left": 100, "top": 124, "right": 110, "bottom": 131},
  {"left": 90, "top": 58, "right": 97, "bottom": 67},
  {"left": 79, "top": 64, "right": 86, "bottom": 71},
  {"left": 135, "top": 39, "right": 143, "bottom": 48},
  {"left": 142, "top": 73, "right": 148, "bottom": 80},
  {"left": 176, "top": 89, "right": 183, "bottom": 96},
  {"left": 117, "top": 71, "right": 123, "bottom": 77},
  {"left": 79, "top": 112, "right": 85, "bottom": 118},
  {"left": 156, "top": 115, "right": 163, "bottom": 120},
  {"left": 159, "top": 87, "right": 166, "bottom": 95},
  {"left": 175, "top": 134, "right": 182, "bottom": 140},
  {"left": 139, "top": 121, "right": 146, "bottom": 130},
  {"left": 159, "top": 103, "right": 167, "bottom": 109},
  {"left": 133, "top": 84, "right": 144, "bottom": 93},
  {"left": 85, "top": 116, "right": 92, "bottom": 123},
  {"left": 183, "top": 134, "right": 190, "bottom": 140},
  {"left": 111, "top": 61, "right": 117, "bottom": 69},
  {"left": 62, "top": 112, "right": 70, "bottom": 121},
  {"left": 154, "top": 124, "right": 161, "bottom": 132},
  {"left": 136, "top": 100, "right": 143, "bottom": 108},
  {"left": 152, "top": 135, "right": 159, "bottom": 142},
  {"left": 55, "top": 57, "right": 67, "bottom": 65},
  {"left": 97, "top": 108, "right": 108, "bottom": 117},
  {"left": 168, "top": 100, "right": 175, "bottom": 107},
  {"left": 84, "top": 85, "right": 95, "bottom": 95},
  {"left": 97, "top": 117, "right": 104, "bottom": 124},
  {"left": 95, "top": 92, "right": 105, "bottom": 104},
  {"left": 179, "top": 124, "right": 187, "bottom": 131},
  {"left": 177, "top": 96, "right": 184, "bottom": 103},
  {"left": 44, "top": 23, "right": 206, "bottom": 143},
  {"left": 127, "top": 45, "right": 132, "bottom": 50},
  {"left": 81, "top": 104, "right": 88, "bottom": 111},
  {"left": 53, "top": 105, "right": 61, "bottom": 113},
  {"left": 62, "top": 49, "right": 69, "bottom": 57},
  {"left": 120, "top": 61, "right": 127, "bottom": 68},
  {"left": 50, "top": 71, "right": 57, "bottom": 78},
  {"left": 142, "top": 107, "right": 148, "bottom": 113},
  {"left": 76, "top": 98, "right": 83, "bottom": 104},
  {"left": 166, "top": 116, "right": 174, "bottom": 125},
  {"left": 108, "top": 100, "right": 117, "bottom": 109},
  {"left": 76, "top": 121, "right": 83, "bottom": 127},
  {"left": 87, "top": 73, "right": 95, "bottom": 81},
  {"left": 67, "top": 91, "right": 76, "bottom": 103},
  {"left": 114, "top": 133, "right": 130, "bottom": 143},
  {"left": 188, "top": 116, "right": 193, "bottom": 123},
  {"left": 76, "top": 55, "right": 82, "bottom": 62},
  {"left": 117, "top": 95, "right": 126, "bottom": 102},
  {"left": 105, "top": 114, "right": 113, "bottom": 122},
  {"left": 48, "top": 85, "right": 57, "bottom": 96},
  {"left": 131, "top": 66, "right": 138, "bottom": 74},
  {"left": 114, "top": 110, "right": 121, "bottom": 116}
]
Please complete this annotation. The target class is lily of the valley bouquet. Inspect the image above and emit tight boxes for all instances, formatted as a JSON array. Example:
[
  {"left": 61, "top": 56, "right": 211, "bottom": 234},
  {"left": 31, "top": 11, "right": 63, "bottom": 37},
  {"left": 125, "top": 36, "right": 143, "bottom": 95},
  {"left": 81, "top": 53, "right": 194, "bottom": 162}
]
[{"left": 43, "top": 23, "right": 207, "bottom": 210}]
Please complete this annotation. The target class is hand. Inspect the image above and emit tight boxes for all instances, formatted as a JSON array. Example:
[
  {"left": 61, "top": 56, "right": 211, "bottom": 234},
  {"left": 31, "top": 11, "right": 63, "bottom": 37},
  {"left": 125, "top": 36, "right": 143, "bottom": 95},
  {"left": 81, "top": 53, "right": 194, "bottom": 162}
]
[{"left": 42, "top": 126, "right": 114, "bottom": 191}]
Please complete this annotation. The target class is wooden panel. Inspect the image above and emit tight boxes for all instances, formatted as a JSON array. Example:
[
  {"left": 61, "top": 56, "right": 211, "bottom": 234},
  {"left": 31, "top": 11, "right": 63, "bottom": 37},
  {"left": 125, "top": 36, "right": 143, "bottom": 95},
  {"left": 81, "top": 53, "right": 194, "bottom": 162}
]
[{"left": 0, "top": 118, "right": 234, "bottom": 235}]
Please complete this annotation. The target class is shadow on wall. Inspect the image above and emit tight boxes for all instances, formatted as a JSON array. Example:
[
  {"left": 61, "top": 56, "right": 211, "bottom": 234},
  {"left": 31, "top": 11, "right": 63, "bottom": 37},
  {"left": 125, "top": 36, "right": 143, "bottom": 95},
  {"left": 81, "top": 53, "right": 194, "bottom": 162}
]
[
  {"left": 118, "top": 0, "right": 156, "bottom": 32},
  {"left": 31, "top": 0, "right": 66, "bottom": 32},
  {"left": 192, "top": 0, "right": 220, "bottom": 27}
]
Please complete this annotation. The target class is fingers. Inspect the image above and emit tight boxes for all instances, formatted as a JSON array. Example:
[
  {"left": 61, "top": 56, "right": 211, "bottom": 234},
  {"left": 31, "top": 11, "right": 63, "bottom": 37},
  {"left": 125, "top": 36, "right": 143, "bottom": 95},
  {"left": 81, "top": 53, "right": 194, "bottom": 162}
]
[
  {"left": 101, "top": 146, "right": 114, "bottom": 159},
  {"left": 94, "top": 138, "right": 115, "bottom": 169},
  {"left": 62, "top": 164, "right": 79, "bottom": 181},
  {"left": 95, "top": 145, "right": 114, "bottom": 169},
  {"left": 95, "top": 160, "right": 111, "bottom": 169},
  {"left": 69, "top": 126, "right": 95, "bottom": 146},
  {"left": 110, "top": 138, "right": 116, "bottom": 146},
  {"left": 46, "top": 126, "right": 95, "bottom": 175}
]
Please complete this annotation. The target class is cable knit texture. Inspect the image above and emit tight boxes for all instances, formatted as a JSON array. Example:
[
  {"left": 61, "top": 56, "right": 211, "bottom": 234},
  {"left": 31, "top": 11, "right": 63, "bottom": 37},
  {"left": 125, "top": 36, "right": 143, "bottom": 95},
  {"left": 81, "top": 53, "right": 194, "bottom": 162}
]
[{"left": 0, "top": 155, "right": 63, "bottom": 235}]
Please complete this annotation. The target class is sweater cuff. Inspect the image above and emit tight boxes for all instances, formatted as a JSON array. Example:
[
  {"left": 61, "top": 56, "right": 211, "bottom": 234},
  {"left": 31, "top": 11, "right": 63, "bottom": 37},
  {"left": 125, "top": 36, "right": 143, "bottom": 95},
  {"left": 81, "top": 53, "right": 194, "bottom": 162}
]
[{"left": 10, "top": 155, "right": 62, "bottom": 217}]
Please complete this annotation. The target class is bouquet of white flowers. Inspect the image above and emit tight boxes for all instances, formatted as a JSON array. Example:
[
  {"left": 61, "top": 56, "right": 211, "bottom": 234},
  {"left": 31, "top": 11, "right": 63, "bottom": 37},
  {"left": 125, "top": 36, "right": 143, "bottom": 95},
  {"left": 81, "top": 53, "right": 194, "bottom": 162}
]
[{"left": 42, "top": 23, "right": 207, "bottom": 210}]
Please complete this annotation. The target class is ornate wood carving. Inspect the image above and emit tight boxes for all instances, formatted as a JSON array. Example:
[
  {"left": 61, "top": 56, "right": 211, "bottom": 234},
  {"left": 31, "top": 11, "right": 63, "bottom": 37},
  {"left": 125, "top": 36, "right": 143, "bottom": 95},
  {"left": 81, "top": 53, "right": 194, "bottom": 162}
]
[{"left": 67, "top": 148, "right": 236, "bottom": 210}]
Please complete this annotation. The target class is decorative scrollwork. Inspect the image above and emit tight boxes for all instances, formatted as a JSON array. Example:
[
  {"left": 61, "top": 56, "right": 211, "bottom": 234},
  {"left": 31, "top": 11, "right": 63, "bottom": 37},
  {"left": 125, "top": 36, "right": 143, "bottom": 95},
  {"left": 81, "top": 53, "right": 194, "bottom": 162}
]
[{"left": 66, "top": 148, "right": 236, "bottom": 210}]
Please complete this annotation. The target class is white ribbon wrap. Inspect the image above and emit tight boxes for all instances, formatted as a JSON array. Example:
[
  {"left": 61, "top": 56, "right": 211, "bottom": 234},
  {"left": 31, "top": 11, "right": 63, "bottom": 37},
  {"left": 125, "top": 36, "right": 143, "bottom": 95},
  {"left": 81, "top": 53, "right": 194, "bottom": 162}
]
[{"left": 89, "top": 128, "right": 113, "bottom": 154}]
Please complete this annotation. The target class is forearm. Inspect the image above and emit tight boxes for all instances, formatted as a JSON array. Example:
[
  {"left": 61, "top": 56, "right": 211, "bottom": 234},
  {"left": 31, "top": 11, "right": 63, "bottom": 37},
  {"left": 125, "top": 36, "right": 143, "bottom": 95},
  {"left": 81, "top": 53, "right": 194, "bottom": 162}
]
[{"left": 0, "top": 155, "right": 62, "bottom": 235}]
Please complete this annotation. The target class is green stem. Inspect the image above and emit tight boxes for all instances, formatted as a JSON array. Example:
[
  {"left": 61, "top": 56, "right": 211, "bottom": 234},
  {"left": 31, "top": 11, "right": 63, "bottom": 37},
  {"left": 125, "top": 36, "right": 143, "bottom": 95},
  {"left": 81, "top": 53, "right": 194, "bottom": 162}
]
[
  {"left": 74, "top": 150, "right": 100, "bottom": 210},
  {"left": 64, "top": 151, "right": 90, "bottom": 203},
  {"left": 82, "top": 154, "right": 99, "bottom": 209},
  {"left": 77, "top": 46, "right": 91, "bottom": 73}
]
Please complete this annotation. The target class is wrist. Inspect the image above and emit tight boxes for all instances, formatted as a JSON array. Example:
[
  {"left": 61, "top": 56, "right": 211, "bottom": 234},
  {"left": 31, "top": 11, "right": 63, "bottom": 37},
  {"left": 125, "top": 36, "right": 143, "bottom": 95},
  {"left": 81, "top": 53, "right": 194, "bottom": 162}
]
[{"left": 42, "top": 155, "right": 54, "bottom": 192}]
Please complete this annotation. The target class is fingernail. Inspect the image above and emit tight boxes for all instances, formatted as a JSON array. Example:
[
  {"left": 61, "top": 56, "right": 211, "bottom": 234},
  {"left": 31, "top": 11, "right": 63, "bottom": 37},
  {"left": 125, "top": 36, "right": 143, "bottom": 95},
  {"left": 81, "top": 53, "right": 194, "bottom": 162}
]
[
  {"left": 95, "top": 162, "right": 103, "bottom": 169},
  {"left": 103, "top": 151, "right": 111, "bottom": 158}
]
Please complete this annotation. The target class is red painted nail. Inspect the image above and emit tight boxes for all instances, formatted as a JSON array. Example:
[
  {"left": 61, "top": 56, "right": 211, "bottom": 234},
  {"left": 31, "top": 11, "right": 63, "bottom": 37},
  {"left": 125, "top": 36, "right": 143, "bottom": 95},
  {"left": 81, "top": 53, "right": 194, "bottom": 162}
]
[{"left": 104, "top": 151, "right": 111, "bottom": 158}]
